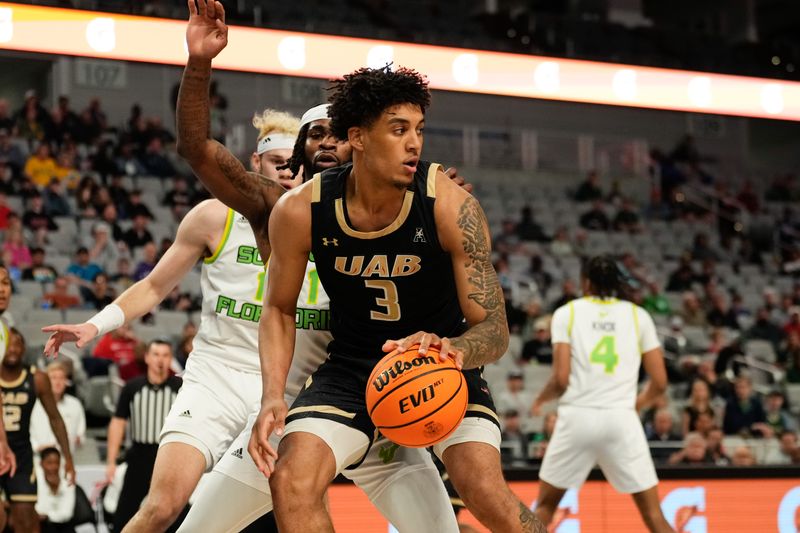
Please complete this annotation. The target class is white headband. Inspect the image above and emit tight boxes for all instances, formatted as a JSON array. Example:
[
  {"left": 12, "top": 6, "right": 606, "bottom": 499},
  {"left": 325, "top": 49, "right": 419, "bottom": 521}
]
[
  {"left": 256, "top": 133, "right": 296, "bottom": 154},
  {"left": 299, "top": 103, "right": 330, "bottom": 128}
]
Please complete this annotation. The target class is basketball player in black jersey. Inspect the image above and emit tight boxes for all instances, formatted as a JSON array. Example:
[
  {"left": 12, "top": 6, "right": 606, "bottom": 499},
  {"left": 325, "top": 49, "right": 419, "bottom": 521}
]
[
  {"left": 248, "top": 67, "right": 545, "bottom": 532},
  {"left": 0, "top": 328, "right": 74, "bottom": 533}
]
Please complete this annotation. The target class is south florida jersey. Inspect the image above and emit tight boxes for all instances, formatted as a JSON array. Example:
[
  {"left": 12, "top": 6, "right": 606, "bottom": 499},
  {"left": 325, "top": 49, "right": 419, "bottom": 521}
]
[
  {"left": 192, "top": 209, "right": 330, "bottom": 377},
  {"left": 551, "top": 297, "right": 660, "bottom": 409},
  {"left": 1, "top": 366, "right": 37, "bottom": 449},
  {"left": 310, "top": 161, "right": 466, "bottom": 374}
]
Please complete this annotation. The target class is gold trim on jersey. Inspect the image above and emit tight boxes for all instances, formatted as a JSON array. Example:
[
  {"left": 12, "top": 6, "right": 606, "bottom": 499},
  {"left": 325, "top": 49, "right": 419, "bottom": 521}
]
[
  {"left": 567, "top": 301, "right": 575, "bottom": 336},
  {"left": 204, "top": 209, "right": 235, "bottom": 264},
  {"left": 0, "top": 368, "right": 29, "bottom": 389},
  {"left": 287, "top": 405, "right": 356, "bottom": 419},
  {"left": 632, "top": 302, "right": 642, "bottom": 354},
  {"left": 466, "top": 403, "right": 499, "bottom": 422},
  {"left": 426, "top": 163, "right": 441, "bottom": 198},
  {"left": 9, "top": 494, "right": 37, "bottom": 502},
  {"left": 311, "top": 173, "right": 322, "bottom": 203},
  {"left": 334, "top": 190, "right": 414, "bottom": 240}
]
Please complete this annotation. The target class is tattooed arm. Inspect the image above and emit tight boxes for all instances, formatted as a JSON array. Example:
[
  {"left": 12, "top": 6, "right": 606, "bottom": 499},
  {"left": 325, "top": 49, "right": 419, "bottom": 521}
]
[
  {"left": 176, "top": 0, "right": 283, "bottom": 241},
  {"left": 436, "top": 171, "right": 509, "bottom": 369}
]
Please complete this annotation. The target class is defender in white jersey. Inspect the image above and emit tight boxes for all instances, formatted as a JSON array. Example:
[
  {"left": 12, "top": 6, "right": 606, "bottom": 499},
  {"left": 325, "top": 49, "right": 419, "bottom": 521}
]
[
  {"left": 42, "top": 108, "right": 300, "bottom": 532},
  {"left": 532, "top": 256, "right": 674, "bottom": 533}
]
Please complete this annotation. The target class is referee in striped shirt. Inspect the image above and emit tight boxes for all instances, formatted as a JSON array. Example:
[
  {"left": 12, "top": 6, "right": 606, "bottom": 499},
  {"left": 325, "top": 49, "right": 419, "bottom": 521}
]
[{"left": 106, "top": 339, "right": 181, "bottom": 531}]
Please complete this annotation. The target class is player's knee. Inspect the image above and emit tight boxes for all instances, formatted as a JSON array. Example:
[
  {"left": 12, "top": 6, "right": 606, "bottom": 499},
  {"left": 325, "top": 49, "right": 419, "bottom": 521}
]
[
  {"left": 454, "top": 474, "right": 499, "bottom": 510},
  {"left": 139, "top": 492, "right": 185, "bottom": 526},
  {"left": 270, "top": 461, "right": 324, "bottom": 505}
]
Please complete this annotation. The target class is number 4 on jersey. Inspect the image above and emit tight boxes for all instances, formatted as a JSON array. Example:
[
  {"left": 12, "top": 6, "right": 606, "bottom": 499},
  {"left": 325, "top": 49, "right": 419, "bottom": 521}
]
[{"left": 590, "top": 335, "right": 619, "bottom": 374}]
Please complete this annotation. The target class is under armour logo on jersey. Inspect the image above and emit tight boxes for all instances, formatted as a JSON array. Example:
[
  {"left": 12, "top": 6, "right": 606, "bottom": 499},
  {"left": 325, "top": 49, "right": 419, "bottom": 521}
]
[
  {"left": 231, "top": 448, "right": 243, "bottom": 459},
  {"left": 322, "top": 238, "right": 339, "bottom": 246},
  {"left": 413, "top": 227, "right": 426, "bottom": 243},
  {"left": 179, "top": 410, "right": 192, "bottom": 418}
]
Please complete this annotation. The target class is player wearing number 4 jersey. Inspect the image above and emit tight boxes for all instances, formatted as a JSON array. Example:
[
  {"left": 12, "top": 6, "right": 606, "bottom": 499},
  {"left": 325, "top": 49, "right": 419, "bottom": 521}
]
[{"left": 532, "top": 256, "right": 675, "bottom": 533}]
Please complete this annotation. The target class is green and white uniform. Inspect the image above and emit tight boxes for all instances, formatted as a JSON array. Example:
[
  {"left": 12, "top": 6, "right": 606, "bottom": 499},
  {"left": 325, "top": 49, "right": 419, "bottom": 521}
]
[
  {"left": 540, "top": 297, "right": 660, "bottom": 494},
  {"left": 160, "top": 209, "right": 332, "bottom": 469}
]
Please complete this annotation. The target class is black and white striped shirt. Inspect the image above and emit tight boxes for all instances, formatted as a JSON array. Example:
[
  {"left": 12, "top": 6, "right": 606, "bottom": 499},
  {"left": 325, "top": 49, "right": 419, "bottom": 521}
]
[{"left": 114, "top": 375, "right": 182, "bottom": 445}]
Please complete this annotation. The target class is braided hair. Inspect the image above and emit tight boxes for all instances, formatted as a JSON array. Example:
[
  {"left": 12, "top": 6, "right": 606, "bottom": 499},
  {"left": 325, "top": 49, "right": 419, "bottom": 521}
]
[
  {"left": 583, "top": 255, "right": 624, "bottom": 299},
  {"left": 280, "top": 123, "right": 311, "bottom": 181}
]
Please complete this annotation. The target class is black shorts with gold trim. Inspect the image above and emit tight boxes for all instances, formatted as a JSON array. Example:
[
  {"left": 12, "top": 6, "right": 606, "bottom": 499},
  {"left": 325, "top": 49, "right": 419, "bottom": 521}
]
[
  {"left": 462, "top": 368, "right": 501, "bottom": 429},
  {"left": 1, "top": 442, "right": 37, "bottom": 503},
  {"left": 285, "top": 357, "right": 377, "bottom": 443}
]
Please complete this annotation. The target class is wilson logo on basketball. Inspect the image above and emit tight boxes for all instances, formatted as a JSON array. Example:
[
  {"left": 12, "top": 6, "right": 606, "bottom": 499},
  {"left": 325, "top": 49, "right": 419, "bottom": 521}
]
[{"left": 371, "top": 356, "right": 437, "bottom": 392}]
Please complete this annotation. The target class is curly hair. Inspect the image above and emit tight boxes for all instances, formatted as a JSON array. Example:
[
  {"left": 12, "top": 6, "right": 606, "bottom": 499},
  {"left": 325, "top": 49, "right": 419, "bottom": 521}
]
[
  {"left": 582, "top": 255, "right": 625, "bottom": 299},
  {"left": 327, "top": 66, "right": 431, "bottom": 141},
  {"left": 281, "top": 123, "right": 311, "bottom": 180},
  {"left": 251, "top": 108, "right": 300, "bottom": 143}
]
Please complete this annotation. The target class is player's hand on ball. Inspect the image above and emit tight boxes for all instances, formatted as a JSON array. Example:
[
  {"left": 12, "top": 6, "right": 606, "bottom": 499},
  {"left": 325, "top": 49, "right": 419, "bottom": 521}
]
[
  {"left": 444, "top": 167, "right": 473, "bottom": 194},
  {"left": 41, "top": 323, "right": 99, "bottom": 358},
  {"left": 247, "top": 397, "right": 286, "bottom": 477},
  {"left": 186, "top": 0, "right": 228, "bottom": 60},
  {"left": 382, "top": 332, "right": 464, "bottom": 369}
]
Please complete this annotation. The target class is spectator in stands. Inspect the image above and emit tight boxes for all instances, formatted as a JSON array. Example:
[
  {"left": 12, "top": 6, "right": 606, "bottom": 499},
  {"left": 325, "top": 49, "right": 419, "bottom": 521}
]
[
  {"left": 690, "top": 233, "right": 719, "bottom": 262},
  {"left": 87, "top": 323, "right": 138, "bottom": 376},
  {"left": 783, "top": 333, "right": 800, "bottom": 383},
  {"left": 679, "top": 291, "right": 708, "bottom": 328},
  {"left": 175, "top": 321, "right": 197, "bottom": 368},
  {"left": 706, "top": 427, "right": 730, "bottom": 465},
  {"left": 643, "top": 282, "right": 671, "bottom": 316},
  {"left": 736, "top": 180, "right": 760, "bottom": 214},
  {"left": 111, "top": 257, "right": 135, "bottom": 290},
  {"left": 24, "top": 144, "right": 58, "bottom": 188},
  {"left": 784, "top": 307, "right": 800, "bottom": 339},
  {"left": 22, "top": 247, "right": 58, "bottom": 283},
  {"left": 612, "top": 198, "right": 643, "bottom": 233},
  {"left": 85, "top": 272, "right": 116, "bottom": 311},
  {"left": 123, "top": 213, "right": 155, "bottom": 252},
  {"left": 118, "top": 341, "right": 150, "bottom": 382},
  {"left": 54, "top": 96, "right": 80, "bottom": 140},
  {"left": 763, "top": 390, "right": 797, "bottom": 435},
  {"left": 521, "top": 319, "right": 553, "bottom": 364},
  {"left": 84, "top": 98, "right": 107, "bottom": 138},
  {"left": 549, "top": 226, "right": 573, "bottom": 257},
  {"left": 116, "top": 141, "right": 148, "bottom": 178},
  {"left": 141, "top": 137, "right": 176, "bottom": 178},
  {"left": 127, "top": 190, "right": 155, "bottom": 220},
  {"left": 30, "top": 361, "right": 86, "bottom": 453},
  {"left": 706, "top": 328, "right": 727, "bottom": 355},
  {"left": 527, "top": 254, "right": 553, "bottom": 295},
  {"left": 0, "top": 128, "right": 25, "bottom": 176},
  {"left": 66, "top": 247, "right": 103, "bottom": 293},
  {"left": 749, "top": 307, "right": 785, "bottom": 351},
  {"left": 668, "top": 432, "right": 715, "bottom": 465},
  {"left": 0, "top": 264, "right": 15, "bottom": 328},
  {"left": 723, "top": 375, "right": 768, "bottom": 437},
  {"left": 134, "top": 242, "right": 158, "bottom": 282},
  {"left": 163, "top": 176, "right": 195, "bottom": 222},
  {"left": 43, "top": 276, "right": 81, "bottom": 310},
  {"left": 15, "top": 89, "right": 52, "bottom": 143},
  {"left": 100, "top": 204, "right": 125, "bottom": 243},
  {"left": 573, "top": 170, "right": 603, "bottom": 202},
  {"left": 578, "top": 200, "right": 610, "bottom": 231},
  {"left": 496, "top": 369, "right": 534, "bottom": 418},
  {"left": 647, "top": 408, "right": 682, "bottom": 442},
  {"left": 666, "top": 256, "right": 695, "bottom": 292},
  {"left": 35, "top": 446, "right": 76, "bottom": 532},
  {"left": 43, "top": 178, "right": 71, "bottom": 217},
  {"left": 764, "top": 431, "right": 800, "bottom": 465},
  {"left": 85, "top": 221, "right": 120, "bottom": 273},
  {"left": 108, "top": 175, "right": 131, "bottom": 215},
  {"left": 706, "top": 293, "right": 739, "bottom": 330},
  {"left": 74, "top": 176, "right": 98, "bottom": 217},
  {"left": 682, "top": 379, "right": 717, "bottom": 435},
  {"left": 0, "top": 99, "right": 13, "bottom": 132},
  {"left": 161, "top": 287, "right": 195, "bottom": 313},
  {"left": 500, "top": 410, "right": 528, "bottom": 462},
  {"left": 515, "top": 206, "right": 548, "bottom": 242},
  {"left": 549, "top": 279, "right": 578, "bottom": 312},
  {"left": 23, "top": 194, "right": 59, "bottom": 244},
  {"left": 730, "top": 446, "right": 756, "bottom": 466},
  {"left": 531, "top": 411, "right": 557, "bottom": 460},
  {"left": 493, "top": 219, "right": 520, "bottom": 254},
  {"left": 2, "top": 226, "right": 32, "bottom": 270}
]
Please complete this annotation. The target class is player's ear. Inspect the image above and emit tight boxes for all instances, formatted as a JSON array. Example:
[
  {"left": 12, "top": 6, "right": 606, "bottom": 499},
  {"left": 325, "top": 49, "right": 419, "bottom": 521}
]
[{"left": 348, "top": 126, "right": 364, "bottom": 152}]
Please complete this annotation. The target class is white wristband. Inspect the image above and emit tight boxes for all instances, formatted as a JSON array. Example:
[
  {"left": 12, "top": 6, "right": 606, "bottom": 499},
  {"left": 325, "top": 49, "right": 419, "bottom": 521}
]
[{"left": 87, "top": 304, "right": 126, "bottom": 337}]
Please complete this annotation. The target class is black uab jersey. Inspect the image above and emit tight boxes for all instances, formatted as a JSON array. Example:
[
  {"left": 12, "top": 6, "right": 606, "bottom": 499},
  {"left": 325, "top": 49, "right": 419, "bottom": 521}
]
[
  {"left": 1, "top": 366, "right": 37, "bottom": 449},
  {"left": 311, "top": 160, "right": 466, "bottom": 374}
]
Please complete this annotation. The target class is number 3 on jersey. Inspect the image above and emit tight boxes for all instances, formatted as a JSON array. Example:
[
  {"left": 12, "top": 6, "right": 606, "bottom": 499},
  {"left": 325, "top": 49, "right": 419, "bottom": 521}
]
[
  {"left": 590, "top": 335, "right": 619, "bottom": 374},
  {"left": 365, "top": 280, "right": 401, "bottom": 321}
]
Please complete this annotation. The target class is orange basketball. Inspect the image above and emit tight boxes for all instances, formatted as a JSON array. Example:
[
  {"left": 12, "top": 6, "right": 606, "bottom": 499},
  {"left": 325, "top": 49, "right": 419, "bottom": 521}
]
[{"left": 366, "top": 344, "right": 467, "bottom": 448}]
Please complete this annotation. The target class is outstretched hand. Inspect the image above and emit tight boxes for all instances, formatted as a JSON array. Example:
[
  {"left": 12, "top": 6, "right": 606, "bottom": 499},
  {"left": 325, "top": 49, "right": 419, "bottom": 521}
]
[
  {"left": 186, "top": 0, "right": 229, "bottom": 60},
  {"left": 42, "top": 323, "right": 99, "bottom": 358}
]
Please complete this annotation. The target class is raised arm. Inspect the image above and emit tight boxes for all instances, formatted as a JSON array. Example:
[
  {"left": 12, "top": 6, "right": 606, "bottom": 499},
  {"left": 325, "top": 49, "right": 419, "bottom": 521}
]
[
  {"left": 247, "top": 186, "right": 312, "bottom": 476},
  {"left": 43, "top": 200, "right": 219, "bottom": 356},
  {"left": 176, "top": 0, "right": 283, "bottom": 227},
  {"left": 436, "top": 172, "right": 508, "bottom": 369},
  {"left": 34, "top": 372, "right": 75, "bottom": 484}
]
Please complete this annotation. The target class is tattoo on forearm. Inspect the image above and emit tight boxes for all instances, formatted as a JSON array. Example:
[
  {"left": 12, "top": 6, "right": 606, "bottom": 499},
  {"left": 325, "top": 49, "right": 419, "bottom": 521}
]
[
  {"left": 520, "top": 502, "right": 547, "bottom": 533},
  {"left": 176, "top": 58, "right": 212, "bottom": 154},
  {"left": 452, "top": 196, "right": 508, "bottom": 368}
]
